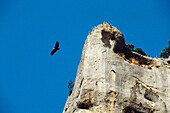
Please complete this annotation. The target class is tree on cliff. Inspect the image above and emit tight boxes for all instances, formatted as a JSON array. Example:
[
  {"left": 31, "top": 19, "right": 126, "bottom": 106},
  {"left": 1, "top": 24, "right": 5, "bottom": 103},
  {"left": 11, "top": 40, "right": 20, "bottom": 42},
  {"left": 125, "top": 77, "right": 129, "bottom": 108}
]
[
  {"left": 160, "top": 40, "right": 170, "bottom": 58},
  {"left": 126, "top": 44, "right": 134, "bottom": 51},
  {"left": 68, "top": 80, "right": 74, "bottom": 96},
  {"left": 126, "top": 44, "right": 149, "bottom": 56}
]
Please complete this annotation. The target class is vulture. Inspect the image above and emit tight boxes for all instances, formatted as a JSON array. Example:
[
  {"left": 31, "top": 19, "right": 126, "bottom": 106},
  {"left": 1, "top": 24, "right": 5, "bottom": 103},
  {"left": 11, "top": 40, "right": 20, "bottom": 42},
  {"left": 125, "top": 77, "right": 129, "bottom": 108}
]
[{"left": 51, "top": 41, "right": 59, "bottom": 55}]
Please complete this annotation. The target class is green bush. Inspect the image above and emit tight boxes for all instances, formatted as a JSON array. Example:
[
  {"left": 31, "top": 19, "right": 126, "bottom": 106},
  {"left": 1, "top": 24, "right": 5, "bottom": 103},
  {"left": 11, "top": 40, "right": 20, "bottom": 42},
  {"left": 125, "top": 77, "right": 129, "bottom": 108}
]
[
  {"left": 126, "top": 44, "right": 134, "bottom": 51},
  {"left": 160, "top": 40, "right": 170, "bottom": 58},
  {"left": 126, "top": 44, "right": 149, "bottom": 56},
  {"left": 68, "top": 80, "right": 74, "bottom": 96}
]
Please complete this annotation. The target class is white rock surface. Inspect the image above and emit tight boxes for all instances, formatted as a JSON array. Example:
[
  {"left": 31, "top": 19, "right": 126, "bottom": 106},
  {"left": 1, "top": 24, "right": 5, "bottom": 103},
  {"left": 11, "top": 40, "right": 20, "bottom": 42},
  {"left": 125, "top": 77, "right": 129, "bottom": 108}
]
[{"left": 63, "top": 22, "right": 170, "bottom": 113}]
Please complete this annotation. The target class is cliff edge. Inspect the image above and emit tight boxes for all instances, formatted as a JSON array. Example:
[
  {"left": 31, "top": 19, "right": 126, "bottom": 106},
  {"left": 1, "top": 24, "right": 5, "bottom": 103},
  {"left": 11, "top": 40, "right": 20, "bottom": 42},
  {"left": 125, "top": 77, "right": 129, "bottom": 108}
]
[{"left": 63, "top": 22, "right": 170, "bottom": 113}]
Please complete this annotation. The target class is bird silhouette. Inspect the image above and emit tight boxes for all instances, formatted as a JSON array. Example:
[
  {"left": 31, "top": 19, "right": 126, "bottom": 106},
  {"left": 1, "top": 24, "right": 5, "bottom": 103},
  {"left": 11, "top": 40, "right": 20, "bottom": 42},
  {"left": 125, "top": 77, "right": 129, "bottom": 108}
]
[{"left": 51, "top": 41, "right": 59, "bottom": 55}]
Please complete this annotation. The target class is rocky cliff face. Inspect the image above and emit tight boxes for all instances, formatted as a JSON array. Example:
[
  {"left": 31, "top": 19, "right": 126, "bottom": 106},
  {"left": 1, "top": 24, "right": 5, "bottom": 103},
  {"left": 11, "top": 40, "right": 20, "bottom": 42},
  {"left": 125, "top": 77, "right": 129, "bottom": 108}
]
[{"left": 63, "top": 22, "right": 170, "bottom": 113}]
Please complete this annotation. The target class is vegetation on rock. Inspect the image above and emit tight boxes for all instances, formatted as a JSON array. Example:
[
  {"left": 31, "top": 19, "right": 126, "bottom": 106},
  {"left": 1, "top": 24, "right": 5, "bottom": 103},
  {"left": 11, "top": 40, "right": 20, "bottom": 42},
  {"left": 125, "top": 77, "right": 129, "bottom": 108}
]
[
  {"left": 126, "top": 44, "right": 149, "bottom": 56},
  {"left": 68, "top": 80, "right": 74, "bottom": 96},
  {"left": 115, "top": 43, "right": 152, "bottom": 66},
  {"left": 160, "top": 40, "right": 170, "bottom": 58}
]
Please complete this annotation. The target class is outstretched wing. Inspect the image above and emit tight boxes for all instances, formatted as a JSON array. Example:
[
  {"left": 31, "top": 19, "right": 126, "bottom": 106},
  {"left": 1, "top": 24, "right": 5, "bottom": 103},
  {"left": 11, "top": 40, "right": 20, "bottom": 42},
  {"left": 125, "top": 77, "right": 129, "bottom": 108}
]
[{"left": 55, "top": 41, "right": 59, "bottom": 48}]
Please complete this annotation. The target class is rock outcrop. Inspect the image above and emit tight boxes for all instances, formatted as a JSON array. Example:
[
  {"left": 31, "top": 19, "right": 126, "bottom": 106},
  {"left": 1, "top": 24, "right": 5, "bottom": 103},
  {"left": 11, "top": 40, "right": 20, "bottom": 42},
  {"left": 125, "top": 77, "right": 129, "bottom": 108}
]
[{"left": 63, "top": 22, "right": 170, "bottom": 113}]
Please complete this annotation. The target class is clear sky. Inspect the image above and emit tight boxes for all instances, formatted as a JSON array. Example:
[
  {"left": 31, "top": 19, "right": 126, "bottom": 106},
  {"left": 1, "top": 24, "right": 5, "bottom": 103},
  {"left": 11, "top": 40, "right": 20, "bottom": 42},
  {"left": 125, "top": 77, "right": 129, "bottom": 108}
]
[{"left": 0, "top": 0, "right": 169, "bottom": 113}]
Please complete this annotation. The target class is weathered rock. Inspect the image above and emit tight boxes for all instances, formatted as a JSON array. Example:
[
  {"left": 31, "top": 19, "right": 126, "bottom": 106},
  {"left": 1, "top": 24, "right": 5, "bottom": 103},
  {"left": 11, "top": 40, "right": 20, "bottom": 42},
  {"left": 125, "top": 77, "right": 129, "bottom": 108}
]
[{"left": 63, "top": 22, "right": 170, "bottom": 113}]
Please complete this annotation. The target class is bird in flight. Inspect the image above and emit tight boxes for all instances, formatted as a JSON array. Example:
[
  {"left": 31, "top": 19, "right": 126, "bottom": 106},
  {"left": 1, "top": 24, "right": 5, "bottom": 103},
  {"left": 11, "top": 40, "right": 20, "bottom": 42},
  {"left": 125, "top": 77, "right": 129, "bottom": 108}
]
[{"left": 51, "top": 41, "right": 60, "bottom": 55}]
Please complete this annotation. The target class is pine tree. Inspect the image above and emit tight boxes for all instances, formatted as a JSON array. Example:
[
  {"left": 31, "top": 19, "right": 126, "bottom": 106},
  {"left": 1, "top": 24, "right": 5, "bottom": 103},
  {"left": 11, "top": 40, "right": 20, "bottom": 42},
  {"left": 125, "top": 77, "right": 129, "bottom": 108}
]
[
  {"left": 68, "top": 80, "right": 74, "bottom": 96},
  {"left": 160, "top": 40, "right": 170, "bottom": 58}
]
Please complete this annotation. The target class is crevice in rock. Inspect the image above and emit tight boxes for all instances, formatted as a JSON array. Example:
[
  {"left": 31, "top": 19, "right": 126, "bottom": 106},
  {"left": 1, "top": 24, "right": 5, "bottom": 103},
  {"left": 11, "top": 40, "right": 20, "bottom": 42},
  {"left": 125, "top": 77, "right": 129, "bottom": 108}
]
[
  {"left": 76, "top": 77, "right": 84, "bottom": 98},
  {"left": 167, "top": 60, "right": 170, "bottom": 64},
  {"left": 123, "top": 107, "right": 144, "bottom": 113},
  {"left": 77, "top": 102, "right": 93, "bottom": 109},
  {"left": 79, "top": 77, "right": 84, "bottom": 89},
  {"left": 123, "top": 99, "right": 155, "bottom": 113},
  {"left": 64, "top": 108, "right": 67, "bottom": 111},
  {"left": 73, "top": 108, "right": 76, "bottom": 113},
  {"left": 101, "top": 30, "right": 113, "bottom": 48},
  {"left": 132, "top": 76, "right": 159, "bottom": 90},
  {"left": 144, "top": 89, "right": 158, "bottom": 102},
  {"left": 111, "top": 69, "right": 116, "bottom": 73}
]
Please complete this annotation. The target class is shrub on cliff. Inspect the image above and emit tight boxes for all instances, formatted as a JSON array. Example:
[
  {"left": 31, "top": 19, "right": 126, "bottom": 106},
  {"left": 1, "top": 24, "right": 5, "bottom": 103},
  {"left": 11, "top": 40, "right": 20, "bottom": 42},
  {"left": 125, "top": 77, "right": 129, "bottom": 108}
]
[
  {"left": 126, "top": 44, "right": 149, "bottom": 56},
  {"left": 126, "top": 44, "right": 134, "bottom": 51},
  {"left": 160, "top": 40, "right": 170, "bottom": 58},
  {"left": 68, "top": 80, "right": 74, "bottom": 96}
]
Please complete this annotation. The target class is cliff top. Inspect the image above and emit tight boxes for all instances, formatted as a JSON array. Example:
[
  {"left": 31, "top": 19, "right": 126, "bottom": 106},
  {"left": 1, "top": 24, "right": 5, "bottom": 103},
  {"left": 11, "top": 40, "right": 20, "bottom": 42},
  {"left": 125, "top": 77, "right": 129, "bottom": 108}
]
[{"left": 88, "top": 22, "right": 170, "bottom": 69}]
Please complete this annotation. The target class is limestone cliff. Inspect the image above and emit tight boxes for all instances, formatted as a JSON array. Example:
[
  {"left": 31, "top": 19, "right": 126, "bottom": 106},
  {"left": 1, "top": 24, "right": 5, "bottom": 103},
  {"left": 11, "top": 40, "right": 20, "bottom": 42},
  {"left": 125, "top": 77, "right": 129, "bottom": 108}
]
[{"left": 63, "top": 22, "right": 170, "bottom": 113}]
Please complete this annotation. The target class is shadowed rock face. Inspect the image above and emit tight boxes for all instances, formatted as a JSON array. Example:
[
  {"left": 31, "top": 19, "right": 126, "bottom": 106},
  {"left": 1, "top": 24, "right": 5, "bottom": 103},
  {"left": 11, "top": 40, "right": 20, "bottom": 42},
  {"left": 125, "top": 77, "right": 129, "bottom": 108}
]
[{"left": 63, "top": 22, "right": 170, "bottom": 113}]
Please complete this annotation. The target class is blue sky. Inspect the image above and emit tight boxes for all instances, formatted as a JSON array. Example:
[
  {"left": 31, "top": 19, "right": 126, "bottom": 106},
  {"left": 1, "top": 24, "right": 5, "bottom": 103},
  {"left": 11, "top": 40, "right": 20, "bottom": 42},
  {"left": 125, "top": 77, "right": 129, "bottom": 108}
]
[{"left": 0, "top": 0, "right": 169, "bottom": 113}]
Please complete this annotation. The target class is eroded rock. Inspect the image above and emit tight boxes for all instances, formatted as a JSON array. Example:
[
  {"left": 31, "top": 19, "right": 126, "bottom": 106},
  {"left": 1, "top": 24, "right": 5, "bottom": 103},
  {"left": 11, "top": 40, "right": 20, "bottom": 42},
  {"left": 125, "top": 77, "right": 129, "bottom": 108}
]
[{"left": 63, "top": 22, "right": 170, "bottom": 113}]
